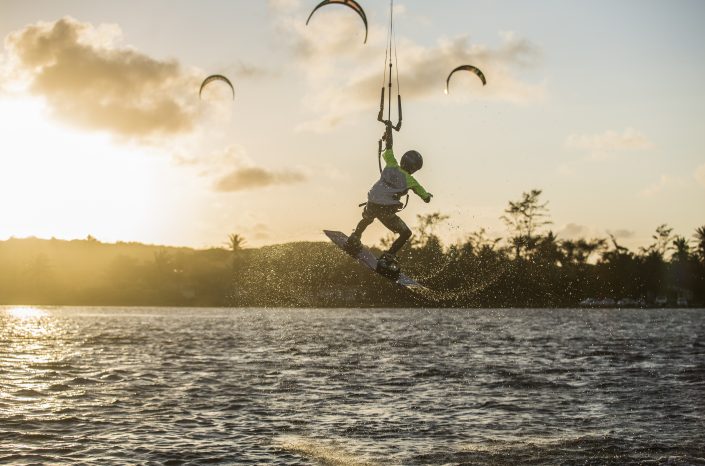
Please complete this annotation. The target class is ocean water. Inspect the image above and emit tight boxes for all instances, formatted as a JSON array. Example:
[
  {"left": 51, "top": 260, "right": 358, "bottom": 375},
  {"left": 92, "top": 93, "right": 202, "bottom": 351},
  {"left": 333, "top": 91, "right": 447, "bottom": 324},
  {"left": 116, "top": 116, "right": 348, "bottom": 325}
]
[{"left": 1, "top": 306, "right": 703, "bottom": 465}]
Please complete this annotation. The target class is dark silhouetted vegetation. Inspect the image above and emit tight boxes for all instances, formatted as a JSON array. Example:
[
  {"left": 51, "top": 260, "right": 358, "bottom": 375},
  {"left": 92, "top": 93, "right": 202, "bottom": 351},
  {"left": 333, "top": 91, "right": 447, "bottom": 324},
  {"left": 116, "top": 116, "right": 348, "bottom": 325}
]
[{"left": 1, "top": 190, "right": 703, "bottom": 308}]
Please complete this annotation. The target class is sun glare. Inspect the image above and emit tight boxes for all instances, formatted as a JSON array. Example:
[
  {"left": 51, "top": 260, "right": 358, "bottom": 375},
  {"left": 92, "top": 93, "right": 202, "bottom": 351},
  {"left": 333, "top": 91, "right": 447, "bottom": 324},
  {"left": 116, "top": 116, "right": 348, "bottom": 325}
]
[
  {"left": 0, "top": 96, "right": 172, "bottom": 243},
  {"left": 3, "top": 306, "right": 53, "bottom": 339},
  {"left": 7, "top": 306, "right": 48, "bottom": 320}
]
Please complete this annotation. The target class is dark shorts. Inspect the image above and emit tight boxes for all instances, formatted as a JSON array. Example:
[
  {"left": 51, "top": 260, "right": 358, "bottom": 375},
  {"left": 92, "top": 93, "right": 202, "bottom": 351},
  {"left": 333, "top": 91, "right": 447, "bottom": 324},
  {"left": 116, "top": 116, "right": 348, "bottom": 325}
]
[{"left": 362, "top": 202, "right": 409, "bottom": 235}]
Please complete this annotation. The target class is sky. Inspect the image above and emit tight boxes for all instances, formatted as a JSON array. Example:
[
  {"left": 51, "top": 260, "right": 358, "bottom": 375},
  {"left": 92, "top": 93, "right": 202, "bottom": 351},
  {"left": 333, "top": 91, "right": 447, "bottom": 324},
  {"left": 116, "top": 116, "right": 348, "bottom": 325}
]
[{"left": 0, "top": 0, "right": 703, "bottom": 250}]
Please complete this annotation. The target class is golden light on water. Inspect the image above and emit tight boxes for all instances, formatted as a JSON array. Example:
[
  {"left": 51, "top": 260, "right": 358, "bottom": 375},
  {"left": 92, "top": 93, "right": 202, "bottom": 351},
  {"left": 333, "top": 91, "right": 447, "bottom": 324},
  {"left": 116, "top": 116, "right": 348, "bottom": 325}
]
[
  {"left": 7, "top": 306, "right": 48, "bottom": 320},
  {"left": 4, "top": 306, "right": 52, "bottom": 339},
  {"left": 0, "top": 306, "right": 75, "bottom": 417}
]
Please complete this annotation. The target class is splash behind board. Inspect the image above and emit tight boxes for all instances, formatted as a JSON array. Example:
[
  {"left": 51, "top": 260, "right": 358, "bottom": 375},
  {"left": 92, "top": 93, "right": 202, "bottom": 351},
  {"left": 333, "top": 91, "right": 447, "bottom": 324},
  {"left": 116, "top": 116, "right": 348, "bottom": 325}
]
[{"left": 323, "top": 230, "right": 431, "bottom": 297}]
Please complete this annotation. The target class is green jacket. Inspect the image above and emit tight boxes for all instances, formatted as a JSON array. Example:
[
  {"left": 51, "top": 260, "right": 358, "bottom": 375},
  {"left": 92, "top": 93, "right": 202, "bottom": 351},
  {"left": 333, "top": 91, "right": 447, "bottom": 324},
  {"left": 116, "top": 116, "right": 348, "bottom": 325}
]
[{"left": 367, "top": 149, "right": 430, "bottom": 206}]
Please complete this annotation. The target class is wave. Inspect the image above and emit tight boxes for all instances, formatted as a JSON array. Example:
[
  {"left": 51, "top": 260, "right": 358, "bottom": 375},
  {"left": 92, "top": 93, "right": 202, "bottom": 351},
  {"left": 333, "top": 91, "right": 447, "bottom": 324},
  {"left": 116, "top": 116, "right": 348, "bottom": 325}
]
[
  {"left": 411, "top": 435, "right": 705, "bottom": 465},
  {"left": 275, "top": 436, "right": 379, "bottom": 466}
]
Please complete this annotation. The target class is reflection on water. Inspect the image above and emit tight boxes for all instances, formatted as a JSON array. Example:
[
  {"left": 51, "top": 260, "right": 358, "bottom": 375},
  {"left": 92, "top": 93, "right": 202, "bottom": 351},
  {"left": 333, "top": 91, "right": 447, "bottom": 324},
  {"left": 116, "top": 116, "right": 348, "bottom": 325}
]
[
  {"left": 6, "top": 306, "right": 51, "bottom": 338},
  {"left": 7, "top": 306, "right": 48, "bottom": 320},
  {"left": 0, "top": 306, "right": 703, "bottom": 465},
  {"left": 1, "top": 306, "right": 82, "bottom": 418}
]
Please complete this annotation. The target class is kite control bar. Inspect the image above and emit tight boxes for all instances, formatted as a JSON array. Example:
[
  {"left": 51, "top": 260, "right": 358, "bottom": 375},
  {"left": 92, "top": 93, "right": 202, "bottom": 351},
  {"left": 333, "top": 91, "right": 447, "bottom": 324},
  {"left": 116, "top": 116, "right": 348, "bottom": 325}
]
[
  {"left": 376, "top": 83, "right": 402, "bottom": 173},
  {"left": 377, "top": 86, "right": 402, "bottom": 132}
]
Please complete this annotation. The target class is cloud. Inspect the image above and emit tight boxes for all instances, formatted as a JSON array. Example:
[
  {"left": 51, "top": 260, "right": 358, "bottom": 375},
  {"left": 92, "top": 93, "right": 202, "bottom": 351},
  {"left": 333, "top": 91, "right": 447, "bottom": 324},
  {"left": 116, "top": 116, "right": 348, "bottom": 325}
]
[
  {"left": 177, "top": 145, "right": 308, "bottom": 193},
  {"left": 4, "top": 17, "right": 199, "bottom": 141},
  {"left": 695, "top": 164, "right": 705, "bottom": 188},
  {"left": 250, "top": 223, "right": 271, "bottom": 241},
  {"left": 268, "top": 2, "right": 545, "bottom": 131},
  {"left": 559, "top": 224, "right": 637, "bottom": 241},
  {"left": 610, "top": 229, "right": 635, "bottom": 239},
  {"left": 301, "top": 33, "right": 544, "bottom": 132},
  {"left": 565, "top": 128, "right": 653, "bottom": 159},
  {"left": 277, "top": 7, "right": 373, "bottom": 78},
  {"left": 639, "top": 174, "right": 681, "bottom": 198},
  {"left": 557, "top": 223, "right": 591, "bottom": 239},
  {"left": 215, "top": 166, "right": 307, "bottom": 192},
  {"left": 350, "top": 33, "right": 543, "bottom": 103}
]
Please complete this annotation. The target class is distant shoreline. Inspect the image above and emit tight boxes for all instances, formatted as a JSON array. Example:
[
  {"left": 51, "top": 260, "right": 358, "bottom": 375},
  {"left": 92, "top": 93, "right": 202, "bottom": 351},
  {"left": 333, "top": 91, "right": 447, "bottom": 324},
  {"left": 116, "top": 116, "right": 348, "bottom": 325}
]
[
  {"left": 2, "top": 304, "right": 703, "bottom": 311},
  {"left": 2, "top": 228, "right": 703, "bottom": 308}
]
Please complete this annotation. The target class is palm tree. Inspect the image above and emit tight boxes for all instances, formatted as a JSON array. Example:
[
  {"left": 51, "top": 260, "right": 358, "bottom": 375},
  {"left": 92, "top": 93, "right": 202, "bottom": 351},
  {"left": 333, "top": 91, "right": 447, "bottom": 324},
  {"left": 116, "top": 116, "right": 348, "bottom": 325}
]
[
  {"left": 671, "top": 236, "right": 691, "bottom": 263},
  {"left": 694, "top": 226, "right": 705, "bottom": 262},
  {"left": 227, "top": 234, "right": 246, "bottom": 253},
  {"left": 227, "top": 234, "right": 247, "bottom": 278}
]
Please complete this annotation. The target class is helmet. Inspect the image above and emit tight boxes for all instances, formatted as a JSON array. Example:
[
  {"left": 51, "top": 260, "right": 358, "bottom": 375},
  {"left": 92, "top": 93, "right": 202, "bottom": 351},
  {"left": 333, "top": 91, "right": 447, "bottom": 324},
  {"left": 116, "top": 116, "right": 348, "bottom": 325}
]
[{"left": 400, "top": 150, "right": 423, "bottom": 173}]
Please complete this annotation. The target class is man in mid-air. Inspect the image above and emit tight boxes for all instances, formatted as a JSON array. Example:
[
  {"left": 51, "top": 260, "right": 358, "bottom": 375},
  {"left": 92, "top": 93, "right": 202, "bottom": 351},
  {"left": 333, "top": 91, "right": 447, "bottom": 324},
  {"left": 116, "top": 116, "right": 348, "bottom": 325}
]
[{"left": 345, "top": 124, "right": 432, "bottom": 276}]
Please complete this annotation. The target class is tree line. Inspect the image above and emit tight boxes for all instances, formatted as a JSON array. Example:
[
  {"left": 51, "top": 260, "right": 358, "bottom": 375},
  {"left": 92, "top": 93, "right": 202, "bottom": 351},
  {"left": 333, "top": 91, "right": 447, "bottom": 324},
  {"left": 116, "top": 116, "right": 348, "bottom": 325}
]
[{"left": 1, "top": 190, "right": 703, "bottom": 307}]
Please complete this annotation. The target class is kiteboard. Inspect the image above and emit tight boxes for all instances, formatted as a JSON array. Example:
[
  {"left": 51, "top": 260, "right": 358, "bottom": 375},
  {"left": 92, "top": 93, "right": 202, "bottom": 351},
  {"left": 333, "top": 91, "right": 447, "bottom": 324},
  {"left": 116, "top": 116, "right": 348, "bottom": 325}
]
[{"left": 324, "top": 230, "right": 431, "bottom": 296}]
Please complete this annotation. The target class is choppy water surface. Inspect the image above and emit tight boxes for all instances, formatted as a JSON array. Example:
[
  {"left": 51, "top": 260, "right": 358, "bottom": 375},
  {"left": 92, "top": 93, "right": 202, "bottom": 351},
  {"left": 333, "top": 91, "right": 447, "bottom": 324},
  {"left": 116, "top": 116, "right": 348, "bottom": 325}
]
[{"left": 1, "top": 307, "right": 704, "bottom": 465}]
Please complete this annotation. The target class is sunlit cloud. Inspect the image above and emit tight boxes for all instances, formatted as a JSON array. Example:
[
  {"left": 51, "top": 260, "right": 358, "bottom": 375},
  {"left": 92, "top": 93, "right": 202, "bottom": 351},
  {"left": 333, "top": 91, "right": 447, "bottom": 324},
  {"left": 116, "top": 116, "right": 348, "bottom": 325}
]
[
  {"left": 344, "top": 32, "right": 544, "bottom": 103},
  {"left": 399, "top": 31, "right": 542, "bottom": 100},
  {"left": 0, "top": 51, "right": 11, "bottom": 93},
  {"left": 565, "top": 128, "right": 654, "bottom": 160},
  {"left": 3, "top": 16, "right": 200, "bottom": 141},
  {"left": 269, "top": 2, "right": 545, "bottom": 132},
  {"left": 176, "top": 144, "right": 308, "bottom": 193},
  {"left": 215, "top": 166, "right": 307, "bottom": 192},
  {"left": 275, "top": 5, "right": 375, "bottom": 81},
  {"left": 296, "top": 32, "right": 545, "bottom": 131}
]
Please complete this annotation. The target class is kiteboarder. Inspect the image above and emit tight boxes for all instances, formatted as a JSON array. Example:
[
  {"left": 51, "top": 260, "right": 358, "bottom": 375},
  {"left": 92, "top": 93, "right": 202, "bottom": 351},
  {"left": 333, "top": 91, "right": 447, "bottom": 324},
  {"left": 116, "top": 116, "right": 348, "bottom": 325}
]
[
  {"left": 312, "top": 1, "right": 486, "bottom": 285},
  {"left": 345, "top": 123, "right": 432, "bottom": 275}
]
